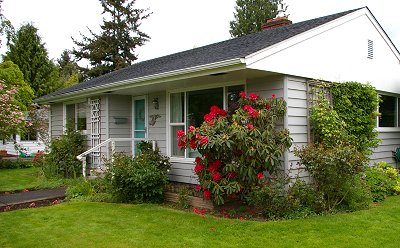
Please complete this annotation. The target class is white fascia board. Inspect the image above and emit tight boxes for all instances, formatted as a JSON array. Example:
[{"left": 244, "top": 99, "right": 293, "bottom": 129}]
[
  {"left": 244, "top": 8, "right": 400, "bottom": 66},
  {"left": 36, "top": 58, "right": 246, "bottom": 104}
]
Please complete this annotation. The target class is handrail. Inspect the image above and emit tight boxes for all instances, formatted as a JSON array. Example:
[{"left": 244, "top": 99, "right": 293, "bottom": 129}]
[{"left": 77, "top": 137, "right": 156, "bottom": 177}]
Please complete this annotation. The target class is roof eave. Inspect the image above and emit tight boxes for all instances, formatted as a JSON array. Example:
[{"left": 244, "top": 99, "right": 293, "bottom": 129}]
[{"left": 35, "top": 58, "right": 246, "bottom": 104}]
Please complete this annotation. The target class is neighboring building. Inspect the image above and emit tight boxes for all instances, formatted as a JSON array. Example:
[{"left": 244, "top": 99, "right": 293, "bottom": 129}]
[{"left": 36, "top": 7, "right": 400, "bottom": 183}]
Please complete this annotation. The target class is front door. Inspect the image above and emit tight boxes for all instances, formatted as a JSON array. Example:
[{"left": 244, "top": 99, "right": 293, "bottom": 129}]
[{"left": 132, "top": 96, "right": 147, "bottom": 155}]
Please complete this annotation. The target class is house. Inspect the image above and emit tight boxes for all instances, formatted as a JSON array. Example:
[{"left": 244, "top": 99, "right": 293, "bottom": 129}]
[{"left": 35, "top": 7, "right": 400, "bottom": 183}]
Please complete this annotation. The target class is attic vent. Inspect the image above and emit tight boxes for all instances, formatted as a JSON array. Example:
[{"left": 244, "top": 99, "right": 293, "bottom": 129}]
[{"left": 367, "top": 40, "right": 374, "bottom": 59}]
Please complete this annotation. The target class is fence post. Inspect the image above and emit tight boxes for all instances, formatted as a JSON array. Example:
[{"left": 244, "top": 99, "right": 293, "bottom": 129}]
[
  {"left": 82, "top": 159, "right": 87, "bottom": 178},
  {"left": 111, "top": 140, "right": 116, "bottom": 163}
]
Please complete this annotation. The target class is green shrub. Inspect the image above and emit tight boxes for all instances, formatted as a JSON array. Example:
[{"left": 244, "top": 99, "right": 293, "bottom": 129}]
[
  {"left": 66, "top": 179, "right": 95, "bottom": 200},
  {"left": 366, "top": 161, "right": 400, "bottom": 202},
  {"left": 295, "top": 144, "right": 368, "bottom": 211},
  {"left": 246, "top": 176, "right": 321, "bottom": 219},
  {"left": 105, "top": 145, "right": 171, "bottom": 203},
  {"left": 0, "top": 159, "right": 33, "bottom": 169},
  {"left": 41, "top": 126, "right": 86, "bottom": 178},
  {"left": 66, "top": 177, "right": 113, "bottom": 202}
]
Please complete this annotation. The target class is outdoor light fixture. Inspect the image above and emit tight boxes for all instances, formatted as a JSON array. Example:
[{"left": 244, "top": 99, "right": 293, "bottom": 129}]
[{"left": 152, "top": 98, "right": 159, "bottom": 109}]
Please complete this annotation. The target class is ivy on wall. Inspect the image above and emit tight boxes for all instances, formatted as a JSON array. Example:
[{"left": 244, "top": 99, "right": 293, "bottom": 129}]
[{"left": 331, "top": 82, "right": 380, "bottom": 155}]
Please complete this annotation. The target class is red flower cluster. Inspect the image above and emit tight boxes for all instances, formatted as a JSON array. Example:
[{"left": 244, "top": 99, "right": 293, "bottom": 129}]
[
  {"left": 249, "top": 93, "right": 259, "bottom": 100},
  {"left": 203, "top": 190, "right": 212, "bottom": 200},
  {"left": 188, "top": 125, "right": 195, "bottom": 132},
  {"left": 203, "top": 105, "right": 227, "bottom": 123},
  {"left": 257, "top": 172, "right": 264, "bottom": 180},
  {"left": 212, "top": 172, "right": 222, "bottom": 182},
  {"left": 195, "top": 185, "right": 202, "bottom": 191},
  {"left": 239, "top": 91, "right": 246, "bottom": 99},
  {"left": 246, "top": 123, "right": 254, "bottom": 130},
  {"left": 194, "top": 164, "right": 204, "bottom": 174},
  {"left": 266, "top": 103, "right": 271, "bottom": 109},
  {"left": 176, "top": 129, "right": 185, "bottom": 138},
  {"left": 199, "top": 136, "right": 208, "bottom": 146},
  {"left": 207, "top": 160, "right": 221, "bottom": 172},
  {"left": 193, "top": 208, "right": 207, "bottom": 215},
  {"left": 243, "top": 105, "right": 259, "bottom": 118},
  {"left": 227, "top": 171, "right": 237, "bottom": 179}
]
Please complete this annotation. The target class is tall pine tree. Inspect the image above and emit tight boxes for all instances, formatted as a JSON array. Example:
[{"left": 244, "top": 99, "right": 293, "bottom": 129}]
[
  {"left": 229, "top": 0, "right": 279, "bottom": 37},
  {"left": 57, "top": 50, "right": 81, "bottom": 88},
  {"left": 0, "top": 0, "right": 14, "bottom": 48},
  {"left": 4, "top": 23, "right": 61, "bottom": 97},
  {"left": 72, "top": 0, "right": 151, "bottom": 79}
]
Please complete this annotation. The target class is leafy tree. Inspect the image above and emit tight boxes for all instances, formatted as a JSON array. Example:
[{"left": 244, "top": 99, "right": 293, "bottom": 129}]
[
  {"left": 229, "top": 0, "right": 279, "bottom": 37},
  {"left": 4, "top": 23, "right": 61, "bottom": 97},
  {"left": 0, "top": 0, "right": 14, "bottom": 48},
  {"left": 0, "top": 61, "right": 33, "bottom": 111},
  {"left": 72, "top": 0, "right": 151, "bottom": 79},
  {"left": 0, "top": 81, "right": 25, "bottom": 140},
  {"left": 57, "top": 50, "right": 81, "bottom": 87}
]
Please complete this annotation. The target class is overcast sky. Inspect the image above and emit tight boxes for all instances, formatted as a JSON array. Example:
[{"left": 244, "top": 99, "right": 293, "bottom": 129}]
[{"left": 1, "top": 0, "right": 399, "bottom": 64}]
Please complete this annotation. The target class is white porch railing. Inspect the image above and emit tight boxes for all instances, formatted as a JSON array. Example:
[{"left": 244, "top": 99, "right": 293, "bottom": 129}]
[{"left": 76, "top": 138, "right": 156, "bottom": 178}]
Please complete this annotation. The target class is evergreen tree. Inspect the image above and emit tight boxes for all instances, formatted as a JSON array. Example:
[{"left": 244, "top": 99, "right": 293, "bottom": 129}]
[
  {"left": 57, "top": 50, "right": 81, "bottom": 87},
  {"left": 229, "top": 0, "right": 279, "bottom": 37},
  {"left": 72, "top": 0, "right": 151, "bottom": 79},
  {"left": 4, "top": 23, "right": 61, "bottom": 97}
]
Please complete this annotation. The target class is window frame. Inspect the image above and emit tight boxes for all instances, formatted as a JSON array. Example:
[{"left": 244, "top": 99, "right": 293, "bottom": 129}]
[
  {"left": 377, "top": 93, "right": 400, "bottom": 130},
  {"left": 166, "top": 82, "right": 245, "bottom": 162},
  {"left": 63, "top": 99, "right": 88, "bottom": 134}
]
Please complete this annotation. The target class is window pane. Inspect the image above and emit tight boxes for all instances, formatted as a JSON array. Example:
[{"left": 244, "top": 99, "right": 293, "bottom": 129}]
[
  {"left": 20, "top": 127, "right": 37, "bottom": 141},
  {"left": 76, "top": 102, "right": 87, "bottom": 130},
  {"left": 227, "top": 85, "right": 245, "bottom": 113},
  {"left": 66, "top": 104, "right": 76, "bottom": 128},
  {"left": 171, "top": 126, "right": 185, "bottom": 157},
  {"left": 170, "top": 93, "right": 184, "bottom": 123},
  {"left": 379, "top": 95, "right": 396, "bottom": 127},
  {"left": 188, "top": 88, "right": 223, "bottom": 127}
]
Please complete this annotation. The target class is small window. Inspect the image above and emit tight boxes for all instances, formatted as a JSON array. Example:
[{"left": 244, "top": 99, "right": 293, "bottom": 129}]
[
  {"left": 379, "top": 95, "right": 398, "bottom": 127},
  {"left": 66, "top": 101, "right": 87, "bottom": 131},
  {"left": 20, "top": 127, "right": 37, "bottom": 141},
  {"left": 367, "top": 40, "right": 373, "bottom": 59}
]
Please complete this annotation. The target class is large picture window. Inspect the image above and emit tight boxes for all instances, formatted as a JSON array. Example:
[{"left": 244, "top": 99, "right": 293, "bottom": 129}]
[
  {"left": 66, "top": 101, "right": 87, "bottom": 131},
  {"left": 169, "top": 85, "right": 244, "bottom": 158}
]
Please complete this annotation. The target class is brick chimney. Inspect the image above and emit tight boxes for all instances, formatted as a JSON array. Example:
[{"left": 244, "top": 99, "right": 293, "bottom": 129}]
[{"left": 262, "top": 16, "right": 292, "bottom": 30}]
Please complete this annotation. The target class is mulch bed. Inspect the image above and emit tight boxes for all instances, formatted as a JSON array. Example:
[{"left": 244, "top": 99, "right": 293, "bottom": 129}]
[{"left": 0, "top": 197, "right": 65, "bottom": 212}]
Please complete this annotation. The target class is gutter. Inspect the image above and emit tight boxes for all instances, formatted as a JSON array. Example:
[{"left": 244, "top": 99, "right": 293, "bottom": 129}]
[{"left": 36, "top": 58, "right": 246, "bottom": 104}]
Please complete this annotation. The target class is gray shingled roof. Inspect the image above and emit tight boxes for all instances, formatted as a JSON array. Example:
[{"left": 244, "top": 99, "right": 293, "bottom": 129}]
[{"left": 37, "top": 8, "right": 361, "bottom": 102}]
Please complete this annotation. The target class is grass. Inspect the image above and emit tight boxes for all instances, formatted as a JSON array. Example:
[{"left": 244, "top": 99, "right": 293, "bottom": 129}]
[
  {"left": 0, "top": 167, "right": 70, "bottom": 192},
  {"left": 0, "top": 196, "right": 399, "bottom": 247}
]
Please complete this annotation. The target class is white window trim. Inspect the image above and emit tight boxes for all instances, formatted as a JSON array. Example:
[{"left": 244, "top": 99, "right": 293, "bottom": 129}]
[
  {"left": 166, "top": 81, "right": 246, "bottom": 162},
  {"left": 63, "top": 99, "right": 88, "bottom": 134}
]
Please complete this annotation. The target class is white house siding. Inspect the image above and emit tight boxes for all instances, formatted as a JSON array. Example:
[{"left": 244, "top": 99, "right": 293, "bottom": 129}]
[
  {"left": 108, "top": 95, "right": 132, "bottom": 154},
  {"left": 50, "top": 103, "right": 64, "bottom": 138},
  {"left": 285, "top": 76, "right": 310, "bottom": 179},
  {"left": 147, "top": 92, "right": 167, "bottom": 155},
  {"left": 371, "top": 130, "right": 400, "bottom": 166}
]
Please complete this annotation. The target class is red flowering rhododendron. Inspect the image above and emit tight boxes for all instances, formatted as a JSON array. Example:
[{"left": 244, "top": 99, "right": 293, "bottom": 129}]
[
  {"left": 194, "top": 164, "right": 204, "bottom": 174},
  {"left": 176, "top": 129, "right": 185, "bottom": 138},
  {"left": 195, "top": 185, "right": 202, "bottom": 191},
  {"left": 203, "top": 190, "right": 212, "bottom": 200},
  {"left": 272, "top": 93, "right": 276, "bottom": 98},
  {"left": 212, "top": 172, "right": 222, "bottom": 182},
  {"left": 246, "top": 124, "right": 255, "bottom": 130},
  {"left": 176, "top": 93, "right": 291, "bottom": 205},
  {"left": 249, "top": 93, "right": 259, "bottom": 100},
  {"left": 188, "top": 125, "right": 196, "bottom": 132}
]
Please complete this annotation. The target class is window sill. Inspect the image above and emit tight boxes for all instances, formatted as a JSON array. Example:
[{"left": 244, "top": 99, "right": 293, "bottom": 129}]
[
  {"left": 170, "top": 157, "right": 195, "bottom": 164},
  {"left": 376, "top": 127, "right": 400, "bottom": 132}
]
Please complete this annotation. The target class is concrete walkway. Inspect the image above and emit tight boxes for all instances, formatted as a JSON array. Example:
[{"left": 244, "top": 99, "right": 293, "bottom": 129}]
[{"left": 0, "top": 187, "right": 66, "bottom": 207}]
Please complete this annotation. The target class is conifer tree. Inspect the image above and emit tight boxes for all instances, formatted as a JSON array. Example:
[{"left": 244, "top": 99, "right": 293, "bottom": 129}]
[
  {"left": 72, "top": 0, "right": 151, "bottom": 79},
  {"left": 4, "top": 23, "right": 61, "bottom": 97},
  {"left": 229, "top": 0, "right": 279, "bottom": 37}
]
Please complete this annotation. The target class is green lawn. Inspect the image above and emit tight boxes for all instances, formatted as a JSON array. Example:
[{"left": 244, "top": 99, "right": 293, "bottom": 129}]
[
  {"left": 0, "top": 167, "right": 66, "bottom": 192},
  {"left": 1, "top": 196, "right": 400, "bottom": 247}
]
